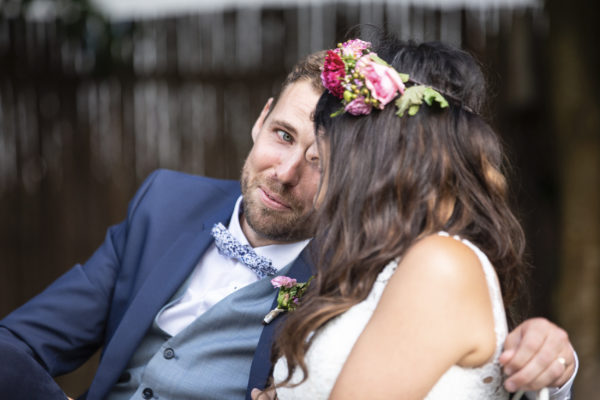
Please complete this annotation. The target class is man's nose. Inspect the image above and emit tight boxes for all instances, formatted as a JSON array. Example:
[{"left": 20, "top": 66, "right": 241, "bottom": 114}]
[
  {"left": 274, "top": 152, "right": 304, "bottom": 186},
  {"left": 275, "top": 143, "right": 319, "bottom": 186}
]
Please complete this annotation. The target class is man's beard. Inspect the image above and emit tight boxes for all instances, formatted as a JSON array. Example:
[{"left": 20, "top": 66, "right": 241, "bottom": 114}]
[{"left": 241, "top": 170, "right": 316, "bottom": 244}]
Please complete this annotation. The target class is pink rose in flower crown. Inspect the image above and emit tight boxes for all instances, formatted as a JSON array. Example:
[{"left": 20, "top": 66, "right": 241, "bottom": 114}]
[
  {"left": 339, "top": 39, "right": 372, "bottom": 58},
  {"left": 271, "top": 276, "right": 297, "bottom": 289},
  {"left": 321, "top": 50, "right": 346, "bottom": 99},
  {"left": 358, "top": 55, "right": 406, "bottom": 108},
  {"left": 344, "top": 96, "right": 372, "bottom": 115}
]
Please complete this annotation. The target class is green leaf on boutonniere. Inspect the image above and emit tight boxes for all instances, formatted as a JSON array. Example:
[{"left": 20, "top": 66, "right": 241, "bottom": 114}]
[
  {"left": 263, "top": 276, "right": 314, "bottom": 325},
  {"left": 275, "top": 277, "right": 312, "bottom": 311}
]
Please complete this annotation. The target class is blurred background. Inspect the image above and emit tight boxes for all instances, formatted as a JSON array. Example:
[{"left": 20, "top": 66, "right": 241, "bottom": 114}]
[{"left": 0, "top": 0, "right": 598, "bottom": 397}]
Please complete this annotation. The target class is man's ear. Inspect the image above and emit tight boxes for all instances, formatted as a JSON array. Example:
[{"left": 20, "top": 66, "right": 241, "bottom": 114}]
[{"left": 251, "top": 97, "right": 273, "bottom": 142}]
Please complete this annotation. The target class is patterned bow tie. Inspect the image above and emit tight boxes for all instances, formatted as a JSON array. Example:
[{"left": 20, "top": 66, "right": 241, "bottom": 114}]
[{"left": 211, "top": 223, "right": 278, "bottom": 279}]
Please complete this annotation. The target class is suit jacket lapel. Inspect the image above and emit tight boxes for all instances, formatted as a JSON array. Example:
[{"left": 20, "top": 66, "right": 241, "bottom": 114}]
[
  {"left": 89, "top": 195, "right": 237, "bottom": 399},
  {"left": 245, "top": 246, "right": 315, "bottom": 399}
]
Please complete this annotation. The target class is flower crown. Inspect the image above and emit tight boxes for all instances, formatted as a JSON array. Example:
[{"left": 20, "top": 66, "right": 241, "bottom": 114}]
[{"left": 321, "top": 39, "right": 449, "bottom": 117}]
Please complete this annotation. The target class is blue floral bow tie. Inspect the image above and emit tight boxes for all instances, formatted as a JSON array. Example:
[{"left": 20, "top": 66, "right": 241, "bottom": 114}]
[{"left": 211, "top": 223, "right": 278, "bottom": 279}]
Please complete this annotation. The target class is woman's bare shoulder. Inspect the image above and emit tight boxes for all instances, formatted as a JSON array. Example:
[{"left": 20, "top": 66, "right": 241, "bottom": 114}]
[
  {"left": 382, "top": 233, "right": 497, "bottom": 366},
  {"left": 396, "top": 233, "right": 487, "bottom": 288}
]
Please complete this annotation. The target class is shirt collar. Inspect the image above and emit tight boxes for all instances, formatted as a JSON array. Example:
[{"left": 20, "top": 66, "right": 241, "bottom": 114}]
[{"left": 227, "top": 196, "right": 311, "bottom": 271}]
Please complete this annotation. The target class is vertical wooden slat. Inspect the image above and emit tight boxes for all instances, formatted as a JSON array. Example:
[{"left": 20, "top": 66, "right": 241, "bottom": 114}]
[
  {"left": 385, "top": 3, "right": 411, "bottom": 40},
  {"left": 360, "top": 1, "right": 385, "bottom": 29},
  {"left": 236, "top": 8, "right": 262, "bottom": 69},
  {"left": 549, "top": 0, "right": 600, "bottom": 397},
  {"left": 440, "top": 9, "right": 462, "bottom": 46},
  {"left": 0, "top": 80, "right": 21, "bottom": 314},
  {"left": 296, "top": 5, "right": 311, "bottom": 59}
]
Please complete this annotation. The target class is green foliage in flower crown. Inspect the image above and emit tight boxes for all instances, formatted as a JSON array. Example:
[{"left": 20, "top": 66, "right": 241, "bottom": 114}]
[
  {"left": 369, "top": 54, "right": 409, "bottom": 83},
  {"left": 330, "top": 107, "right": 345, "bottom": 118},
  {"left": 369, "top": 53, "right": 391, "bottom": 66},
  {"left": 395, "top": 86, "right": 449, "bottom": 117}
]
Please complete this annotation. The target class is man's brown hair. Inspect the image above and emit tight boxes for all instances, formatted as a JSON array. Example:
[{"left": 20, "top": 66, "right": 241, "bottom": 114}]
[{"left": 271, "top": 50, "right": 326, "bottom": 108}]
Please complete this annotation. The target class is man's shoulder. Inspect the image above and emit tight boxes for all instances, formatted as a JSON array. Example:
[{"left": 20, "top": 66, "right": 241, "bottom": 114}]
[
  {"left": 127, "top": 169, "right": 241, "bottom": 216},
  {"left": 138, "top": 169, "right": 241, "bottom": 200},
  {"left": 148, "top": 169, "right": 239, "bottom": 192}
]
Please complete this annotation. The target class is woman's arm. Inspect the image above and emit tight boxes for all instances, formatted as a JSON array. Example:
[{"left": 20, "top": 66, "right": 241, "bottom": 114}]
[{"left": 330, "top": 234, "right": 498, "bottom": 399}]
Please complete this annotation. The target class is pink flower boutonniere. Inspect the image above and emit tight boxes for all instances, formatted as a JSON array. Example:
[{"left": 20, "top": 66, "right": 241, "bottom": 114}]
[{"left": 262, "top": 276, "right": 313, "bottom": 325}]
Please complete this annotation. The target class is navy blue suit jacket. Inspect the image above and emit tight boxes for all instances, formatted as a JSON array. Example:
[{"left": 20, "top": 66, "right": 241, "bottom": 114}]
[{"left": 0, "top": 169, "right": 313, "bottom": 399}]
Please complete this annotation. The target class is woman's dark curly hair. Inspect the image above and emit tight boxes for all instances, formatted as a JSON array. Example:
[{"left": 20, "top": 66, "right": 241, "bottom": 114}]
[{"left": 273, "top": 37, "right": 528, "bottom": 388}]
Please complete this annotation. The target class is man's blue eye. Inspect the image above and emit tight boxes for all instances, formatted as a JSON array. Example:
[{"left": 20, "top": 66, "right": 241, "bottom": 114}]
[{"left": 278, "top": 130, "right": 293, "bottom": 143}]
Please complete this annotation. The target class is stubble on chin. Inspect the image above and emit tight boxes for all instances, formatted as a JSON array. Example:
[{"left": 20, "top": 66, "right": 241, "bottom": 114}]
[{"left": 241, "top": 175, "right": 316, "bottom": 243}]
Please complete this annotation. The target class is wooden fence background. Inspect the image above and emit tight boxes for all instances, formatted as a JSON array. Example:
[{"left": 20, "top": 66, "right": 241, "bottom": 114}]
[{"left": 1, "top": 0, "right": 598, "bottom": 397}]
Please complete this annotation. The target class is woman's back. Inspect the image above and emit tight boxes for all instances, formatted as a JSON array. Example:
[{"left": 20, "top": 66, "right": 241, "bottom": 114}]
[{"left": 273, "top": 233, "right": 509, "bottom": 399}]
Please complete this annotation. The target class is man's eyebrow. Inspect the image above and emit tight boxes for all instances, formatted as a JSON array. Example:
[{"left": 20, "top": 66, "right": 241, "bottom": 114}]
[{"left": 270, "top": 119, "right": 297, "bottom": 135}]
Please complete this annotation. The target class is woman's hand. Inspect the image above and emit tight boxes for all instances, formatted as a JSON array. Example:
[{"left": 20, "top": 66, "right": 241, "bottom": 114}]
[{"left": 251, "top": 387, "right": 277, "bottom": 400}]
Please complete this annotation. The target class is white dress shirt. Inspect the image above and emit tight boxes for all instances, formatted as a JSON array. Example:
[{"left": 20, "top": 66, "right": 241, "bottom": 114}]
[{"left": 156, "top": 196, "right": 310, "bottom": 337}]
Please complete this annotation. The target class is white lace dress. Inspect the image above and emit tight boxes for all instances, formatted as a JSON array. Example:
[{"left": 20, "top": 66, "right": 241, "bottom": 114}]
[{"left": 273, "top": 233, "right": 509, "bottom": 399}]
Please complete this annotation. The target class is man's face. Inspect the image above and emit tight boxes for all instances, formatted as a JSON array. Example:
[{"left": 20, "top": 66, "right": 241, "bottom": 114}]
[{"left": 241, "top": 79, "right": 321, "bottom": 247}]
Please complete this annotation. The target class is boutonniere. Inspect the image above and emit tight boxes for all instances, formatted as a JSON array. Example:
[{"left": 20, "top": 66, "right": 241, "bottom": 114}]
[{"left": 262, "top": 276, "right": 313, "bottom": 325}]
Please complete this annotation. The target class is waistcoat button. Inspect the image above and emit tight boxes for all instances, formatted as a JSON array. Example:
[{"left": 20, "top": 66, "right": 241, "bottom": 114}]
[
  {"left": 163, "top": 347, "right": 175, "bottom": 359},
  {"left": 142, "top": 387, "right": 154, "bottom": 399}
]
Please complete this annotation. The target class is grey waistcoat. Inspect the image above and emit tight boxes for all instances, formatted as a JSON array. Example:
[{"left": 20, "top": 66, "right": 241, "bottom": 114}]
[{"left": 106, "top": 264, "right": 290, "bottom": 400}]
